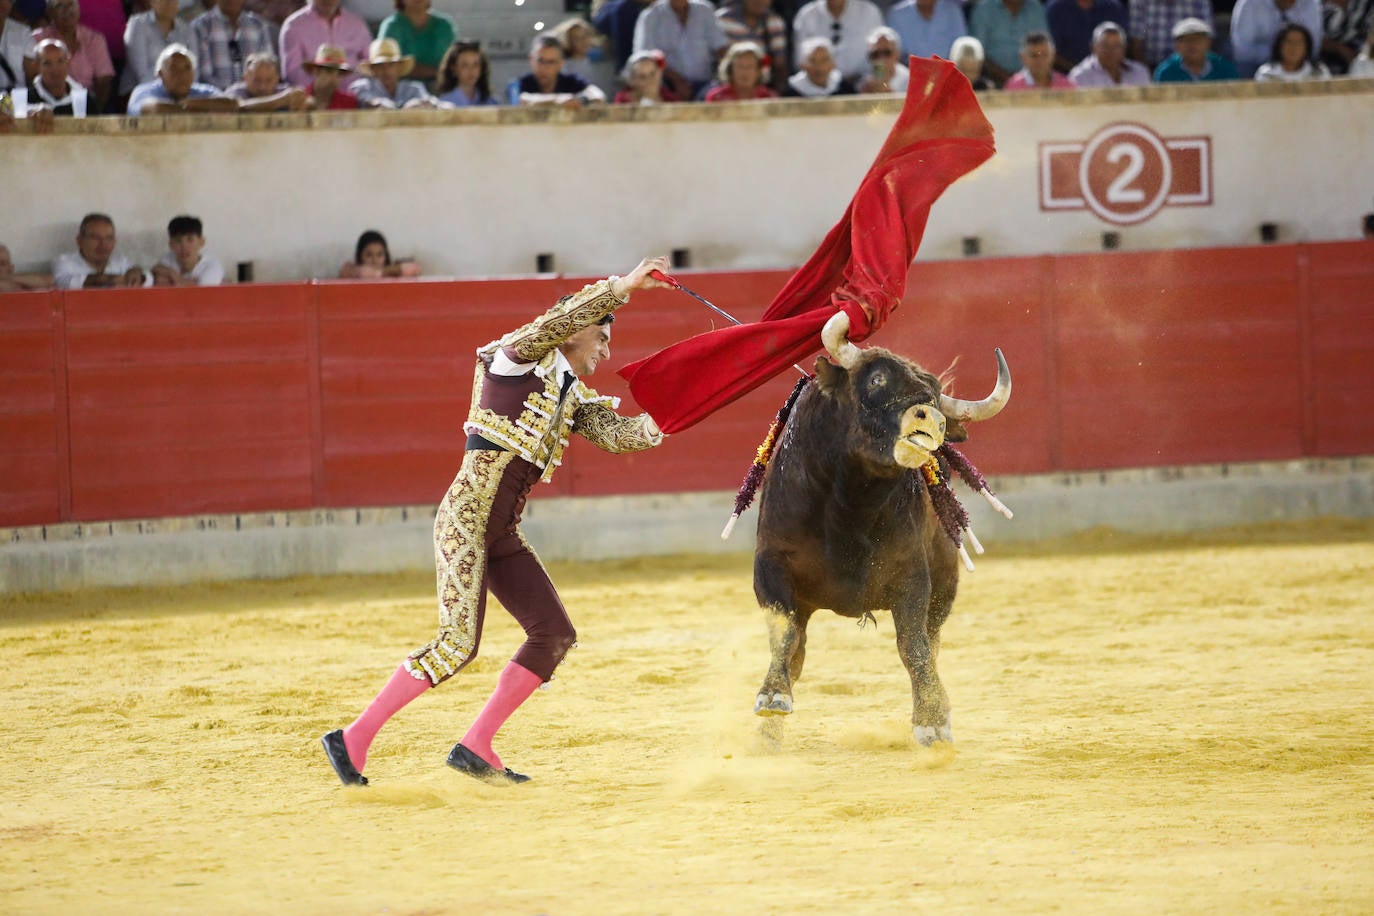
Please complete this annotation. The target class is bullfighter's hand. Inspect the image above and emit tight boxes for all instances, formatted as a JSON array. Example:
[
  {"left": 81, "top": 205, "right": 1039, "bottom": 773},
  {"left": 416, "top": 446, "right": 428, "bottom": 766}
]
[{"left": 612, "top": 255, "right": 673, "bottom": 299}]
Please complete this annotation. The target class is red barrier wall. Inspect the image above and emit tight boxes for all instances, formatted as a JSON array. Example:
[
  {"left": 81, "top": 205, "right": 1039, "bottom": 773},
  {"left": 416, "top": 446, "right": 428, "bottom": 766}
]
[{"left": 2, "top": 241, "right": 1370, "bottom": 527}]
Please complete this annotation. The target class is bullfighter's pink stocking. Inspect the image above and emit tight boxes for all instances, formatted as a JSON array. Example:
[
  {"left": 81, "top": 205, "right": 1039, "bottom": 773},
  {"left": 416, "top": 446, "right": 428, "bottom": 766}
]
[
  {"left": 343, "top": 663, "right": 430, "bottom": 771},
  {"left": 461, "top": 661, "right": 543, "bottom": 769}
]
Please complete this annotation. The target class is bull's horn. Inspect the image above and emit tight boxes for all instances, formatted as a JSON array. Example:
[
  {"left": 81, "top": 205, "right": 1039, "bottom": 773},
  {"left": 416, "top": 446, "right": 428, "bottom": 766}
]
[
  {"left": 938, "top": 348, "right": 1011, "bottom": 422},
  {"left": 821, "top": 311, "right": 862, "bottom": 369}
]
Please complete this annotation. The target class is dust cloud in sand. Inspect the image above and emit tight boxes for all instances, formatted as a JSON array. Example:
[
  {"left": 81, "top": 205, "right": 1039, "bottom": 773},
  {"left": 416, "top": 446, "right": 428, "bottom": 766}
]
[{"left": 3, "top": 519, "right": 1373, "bottom": 914}]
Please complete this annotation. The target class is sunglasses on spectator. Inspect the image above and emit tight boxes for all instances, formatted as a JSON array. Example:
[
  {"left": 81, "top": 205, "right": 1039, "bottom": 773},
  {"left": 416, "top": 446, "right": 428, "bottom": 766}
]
[{"left": 869, "top": 49, "right": 895, "bottom": 58}]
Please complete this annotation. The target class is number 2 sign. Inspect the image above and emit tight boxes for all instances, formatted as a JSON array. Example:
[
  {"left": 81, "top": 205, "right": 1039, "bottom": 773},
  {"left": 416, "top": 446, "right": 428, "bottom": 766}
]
[{"left": 1039, "top": 122, "right": 1212, "bottom": 226}]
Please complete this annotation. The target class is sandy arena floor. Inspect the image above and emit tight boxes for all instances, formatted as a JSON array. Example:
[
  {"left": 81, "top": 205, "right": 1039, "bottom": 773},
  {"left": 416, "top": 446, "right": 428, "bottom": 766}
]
[{"left": 3, "top": 519, "right": 1373, "bottom": 914}]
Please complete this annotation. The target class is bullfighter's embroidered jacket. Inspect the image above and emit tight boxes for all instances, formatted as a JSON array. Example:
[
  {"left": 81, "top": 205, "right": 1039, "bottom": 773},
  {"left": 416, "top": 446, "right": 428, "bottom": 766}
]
[{"left": 464, "top": 278, "right": 662, "bottom": 480}]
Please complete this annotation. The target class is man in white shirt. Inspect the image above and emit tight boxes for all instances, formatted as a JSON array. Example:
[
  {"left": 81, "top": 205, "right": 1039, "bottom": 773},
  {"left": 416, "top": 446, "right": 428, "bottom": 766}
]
[
  {"left": 792, "top": 0, "right": 885, "bottom": 84},
  {"left": 0, "top": 0, "right": 38, "bottom": 93},
  {"left": 151, "top": 214, "right": 226, "bottom": 286},
  {"left": 632, "top": 0, "right": 728, "bottom": 99},
  {"left": 53, "top": 213, "right": 150, "bottom": 289}
]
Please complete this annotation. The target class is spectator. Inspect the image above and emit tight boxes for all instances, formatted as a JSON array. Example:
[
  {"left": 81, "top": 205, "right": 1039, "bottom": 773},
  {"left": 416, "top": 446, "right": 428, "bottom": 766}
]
[
  {"left": 1126, "top": 0, "right": 1211, "bottom": 68},
  {"left": 950, "top": 34, "right": 995, "bottom": 87},
  {"left": 338, "top": 229, "right": 420, "bottom": 279},
  {"left": 704, "top": 39, "right": 777, "bottom": 99},
  {"left": 190, "top": 0, "right": 275, "bottom": 89},
  {"left": 27, "top": 37, "right": 90, "bottom": 115},
  {"left": 1003, "top": 28, "right": 1077, "bottom": 85},
  {"left": 1153, "top": 16, "right": 1240, "bottom": 79},
  {"left": 792, "top": 0, "right": 885, "bottom": 83},
  {"left": 0, "top": 244, "right": 53, "bottom": 292},
  {"left": 968, "top": 0, "right": 1050, "bottom": 85},
  {"left": 508, "top": 33, "right": 606, "bottom": 107},
  {"left": 716, "top": 0, "right": 790, "bottom": 91},
  {"left": 122, "top": 0, "right": 193, "bottom": 97},
  {"left": 243, "top": 0, "right": 302, "bottom": 45},
  {"left": 1045, "top": 0, "right": 1128, "bottom": 70},
  {"left": 434, "top": 39, "right": 496, "bottom": 106},
  {"left": 128, "top": 42, "right": 240, "bottom": 112},
  {"left": 151, "top": 215, "right": 225, "bottom": 286},
  {"left": 613, "top": 47, "right": 681, "bottom": 102},
  {"left": 349, "top": 36, "right": 438, "bottom": 107},
  {"left": 593, "top": 0, "right": 654, "bottom": 72},
  {"left": 887, "top": 0, "right": 969, "bottom": 61},
  {"left": 0, "top": 0, "right": 38, "bottom": 95},
  {"left": 857, "top": 25, "right": 910, "bottom": 91},
  {"left": 551, "top": 17, "right": 605, "bottom": 91},
  {"left": 1319, "top": 0, "right": 1374, "bottom": 74},
  {"left": 783, "top": 34, "right": 859, "bottom": 94},
  {"left": 1069, "top": 20, "right": 1151, "bottom": 83},
  {"left": 1255, "top": 22, "right": 1332, "bottom": 76},
  {"left": 632, "top": 0, "right": 729, "bottom": 99},
  {"left": 226, "top": 50, "right": 309, "bottom": 108},
  {"left": 1230, "top": 0, "right": 1323, "bottom": 76},
  {"left": 34, "top": 0, "right": 113, "bottom": 112},
  {"left": 279, "top": 0, "right": 372, "bottom": 87},
  {"left": 301, "top": 42, "right": 358, "bottom": 107},
  {"left": 53, "top": 213, "right": 149, "bottom": 289},
  {"left": 377, "top": 0, "right": 455, "bottom": 87},
  {"left": 1352, "top": 29, "right": 1374, "bottom": 74}
]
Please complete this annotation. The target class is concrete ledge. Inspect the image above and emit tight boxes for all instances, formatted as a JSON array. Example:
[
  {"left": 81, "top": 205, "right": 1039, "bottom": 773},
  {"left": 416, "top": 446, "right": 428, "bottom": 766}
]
[{"left": 2, "top": 457, "right": 1370, "bottom": 594}]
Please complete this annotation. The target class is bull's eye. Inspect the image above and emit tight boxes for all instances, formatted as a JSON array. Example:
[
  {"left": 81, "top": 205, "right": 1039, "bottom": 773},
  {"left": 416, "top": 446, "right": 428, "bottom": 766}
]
[{"left": 867, "top": 371, "right": 888, "bottom": 393}]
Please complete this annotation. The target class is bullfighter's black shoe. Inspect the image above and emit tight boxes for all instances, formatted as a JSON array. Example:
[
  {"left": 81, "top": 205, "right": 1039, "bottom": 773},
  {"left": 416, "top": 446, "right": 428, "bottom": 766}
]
[
  {"left": 446, "top": 743, "right": 531, "bottom": 786},
  {"left": 321, "top": 729, "right": 368, "bottom": 786}
]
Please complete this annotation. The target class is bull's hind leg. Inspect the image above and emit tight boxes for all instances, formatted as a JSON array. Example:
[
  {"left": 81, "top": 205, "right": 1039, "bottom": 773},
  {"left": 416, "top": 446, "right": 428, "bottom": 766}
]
[{"left": 892, "top": 596, "right": 952, "bottom": 747}]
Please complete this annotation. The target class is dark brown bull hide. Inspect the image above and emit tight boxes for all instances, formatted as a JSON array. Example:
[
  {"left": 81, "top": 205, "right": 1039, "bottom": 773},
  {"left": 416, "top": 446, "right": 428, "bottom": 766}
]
[{"left": 752, "top": 316, "right": 1009, "bottom": 746}]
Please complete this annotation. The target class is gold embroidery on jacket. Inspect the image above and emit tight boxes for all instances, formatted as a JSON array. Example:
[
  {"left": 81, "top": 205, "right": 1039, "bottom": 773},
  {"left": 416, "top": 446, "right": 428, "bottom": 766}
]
[
  {"left": 572, "top": 401, "right": 664, "bottom": 453},
  {"left": 405, "top": 449, "right": 515, "bottom": 685},
  {"left": 483, "top": 279, "right": 626, "bottom": 364}
]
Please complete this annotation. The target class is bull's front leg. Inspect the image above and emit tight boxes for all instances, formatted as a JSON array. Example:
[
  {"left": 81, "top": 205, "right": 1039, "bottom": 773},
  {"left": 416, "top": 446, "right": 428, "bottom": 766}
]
[
  {"left": 892, "top": 599, "right": 952, "bottom": 746},
  {"left": 755, "top": 604, "right": 804, "bottom": 715}
]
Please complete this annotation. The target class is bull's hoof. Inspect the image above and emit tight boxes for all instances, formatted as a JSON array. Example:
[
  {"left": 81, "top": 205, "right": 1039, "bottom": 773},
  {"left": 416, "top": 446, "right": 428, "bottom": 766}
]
[
  {"left": 913, "top": 723, "right": 953, "bottom": 747},
  {"left": 754, "top": 692, "right": 793, "bottom": 716}
]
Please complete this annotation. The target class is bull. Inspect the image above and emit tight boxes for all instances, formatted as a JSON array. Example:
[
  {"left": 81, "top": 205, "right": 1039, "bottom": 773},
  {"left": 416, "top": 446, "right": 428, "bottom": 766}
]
[{"left": 751, "top": 312, "right": 1011, "bottom": 746}]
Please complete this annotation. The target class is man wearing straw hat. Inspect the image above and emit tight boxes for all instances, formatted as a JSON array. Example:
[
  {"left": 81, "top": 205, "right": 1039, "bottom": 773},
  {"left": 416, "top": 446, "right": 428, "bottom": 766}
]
[
  {"left": 301, "top": 42, "right": 359, "bottom": 108},
  {"left": 348, "top": 35, "right": 439, "bottom": 107}
]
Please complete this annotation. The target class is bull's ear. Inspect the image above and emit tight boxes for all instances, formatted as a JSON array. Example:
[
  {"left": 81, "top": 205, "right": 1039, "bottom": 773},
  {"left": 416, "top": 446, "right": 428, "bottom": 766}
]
[
  {"left": 945, "top": 417, "right": 969, "bottom": 443},
  {"left": 814, "top": 356, "right": 845, "bottom": 391}
]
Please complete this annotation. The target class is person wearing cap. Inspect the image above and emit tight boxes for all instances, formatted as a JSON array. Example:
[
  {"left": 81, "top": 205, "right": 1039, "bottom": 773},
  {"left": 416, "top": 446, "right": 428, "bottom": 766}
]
[
  {"left": 857, "top": 25, "right": 911, "bottom": 92},
  {"left": 1069, "top": 20, "right": 1151, "bottom": 85},
  {"left": 1229, "top": 0, "right": 1322, "bottom": 77},
  {"left": 278, "top": 0, "right": 372, "bottom": 87},
  {"left": 348, "top": 35, "right": 439, "bottom": 107},
  {"left": 612, "top": 47, "right": 681, "bottom": 102},
  {"left": 127, "top": 41, "right": 239, "bottom": 112},
  {"left": 1044, "top": 0, "right": 1128, "bottom": 72},
  {"left": 319, "top": 256, "right": 672, "bottom": 790},
  {"left": 1153, "top": 16, "right": 1239, "bottom": 80},
  {"left": 301, "top": 42, "right": 359, "bottom": 108},
  {"left": 1124, "top": 0, "right": 1210, "bottom": 68}
]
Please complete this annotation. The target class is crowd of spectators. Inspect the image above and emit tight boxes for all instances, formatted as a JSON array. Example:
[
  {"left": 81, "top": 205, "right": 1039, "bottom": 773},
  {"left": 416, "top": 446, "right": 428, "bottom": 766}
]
[
  {"left": 2, "top": 0, "right": 1372, "bottom": 127},
  {"left": 0, "top": 212, "right": 426, "bottom": 291}
]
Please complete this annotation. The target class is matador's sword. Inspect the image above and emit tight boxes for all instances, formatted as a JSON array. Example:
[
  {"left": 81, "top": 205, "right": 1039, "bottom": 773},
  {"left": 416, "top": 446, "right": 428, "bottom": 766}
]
[{"left": 650, "top": 270, "right": 810, "bottom": 378}]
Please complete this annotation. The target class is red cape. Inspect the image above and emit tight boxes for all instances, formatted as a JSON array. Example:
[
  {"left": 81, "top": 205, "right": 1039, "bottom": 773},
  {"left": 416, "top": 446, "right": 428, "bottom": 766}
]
[{"left": 618, "top": 57, "right": 996, "bottom": 434}]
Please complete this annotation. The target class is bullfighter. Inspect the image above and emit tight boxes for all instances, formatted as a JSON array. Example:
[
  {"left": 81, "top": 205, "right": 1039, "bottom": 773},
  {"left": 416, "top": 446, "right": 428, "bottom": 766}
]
[{"left": 322, "top": 255, "right": 672, "bottom": 787}]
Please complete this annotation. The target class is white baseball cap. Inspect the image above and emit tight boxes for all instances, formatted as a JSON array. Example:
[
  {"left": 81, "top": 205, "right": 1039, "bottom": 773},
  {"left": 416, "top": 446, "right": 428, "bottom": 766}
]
[{"left": 1172, "top": 17, "right": 1214, "bottom": 38}]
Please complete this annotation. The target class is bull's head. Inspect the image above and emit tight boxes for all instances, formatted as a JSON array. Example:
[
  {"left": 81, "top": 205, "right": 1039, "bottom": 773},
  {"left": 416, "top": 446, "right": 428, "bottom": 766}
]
[{"left": 817, "top": 311, "right": 1011, "bottom": 471}]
